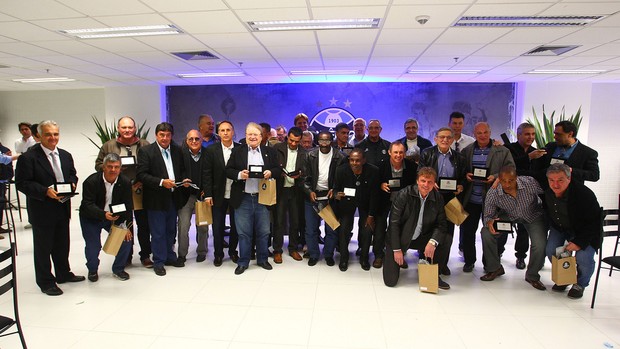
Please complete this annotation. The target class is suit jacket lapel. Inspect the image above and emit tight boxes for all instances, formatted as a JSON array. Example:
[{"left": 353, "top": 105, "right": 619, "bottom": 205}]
[{"left": 35, "top": 146, "right": 56, "bottom": 180}]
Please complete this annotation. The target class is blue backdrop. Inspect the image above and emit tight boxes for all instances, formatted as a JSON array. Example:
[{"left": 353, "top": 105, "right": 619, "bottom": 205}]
[{"left": 166, "top": 82, "right": 516, "bottom": 144}]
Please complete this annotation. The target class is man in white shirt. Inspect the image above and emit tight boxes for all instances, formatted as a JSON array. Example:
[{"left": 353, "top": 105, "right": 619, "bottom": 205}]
[
  {"left": 448, "top": 112, "right": 475, "bottom": 152},
  {"left": 14, "top": 122, "right": 36, "bottom": 154}
]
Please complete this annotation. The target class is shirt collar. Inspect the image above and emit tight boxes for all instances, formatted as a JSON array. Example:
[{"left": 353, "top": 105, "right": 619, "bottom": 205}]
[{"left": 102, "top": 173, "right": 118, "bottom": 186}]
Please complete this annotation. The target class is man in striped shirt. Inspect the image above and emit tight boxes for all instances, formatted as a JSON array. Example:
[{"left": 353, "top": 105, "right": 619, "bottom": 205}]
[{"left": 479, "top": 166, "right": 548, "bottom": 290}]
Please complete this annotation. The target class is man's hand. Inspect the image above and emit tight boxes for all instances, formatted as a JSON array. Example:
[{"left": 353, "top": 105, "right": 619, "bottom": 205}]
[
  {"left": 381, "top": 182, "right": 390, "bottom": 193},
  {"left": 454, "top": 184, "right": 464, "bottom": 195},
  {"left": 393, "top": 250, "right": 404, "bottom": 266},
  {"left": 263, "top": 170, "right": 272, "bottom": 179},
  {"left": 124, "top": 230, "right": 133, "bottom": 242},
  {"left": 309, "top": 191, "right": 317, "bottom": 203},
  {"left": 335, "top": 192, "right": 345, "bottom": 200},
  {"left": 466, "top": 172, "right": 474, "bottom": 182},
  {"left": 565, "top": 242, "right": 581, "bottom": 252},
  {"left": 239, "top": 169, "right": 250, "bottom": 180},
  {"left": 205, "top": 197, "right": 214, "bottom": 206},
  {"left": 490, "top": 177, "right": 500, "bottom": 189},
  {"left": 365, "top": 216, "right": 375, "bottom": 230},
  {"left": 162, "top": 179, "right": 176, "bottom": 189},
  {"left": 327, "top": 189, "right": 333, "bottom": 199},
  {"left": 104, "top": 211, "right": 119, "bottom": 221},
  {"left": 487, "top": 219, "right": 499, "bottom": 235},
  {"left": 485, "top": 175, "right": 496, "bottom": 184},
  {"left": 424, "top": 242, "right": 436, "bottom": 260},
  {"left": 181, "top": 178, "right": 192, "bottom": 187},
  {"left": 528, "top": 149, "right": 547, "bottom": 160},
  {"left": 46, "top": 187, "right": 60, "bottom": 201},
  {"left": 132, "top": 181, "right": 143, "bottom": 190}
]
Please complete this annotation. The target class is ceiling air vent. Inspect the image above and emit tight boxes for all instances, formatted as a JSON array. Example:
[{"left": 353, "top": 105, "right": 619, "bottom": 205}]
[
  {"left": 523, "top": 45, "right": 580, "bottom": 56},
  {"left": 171, "top": 51, "right": 219, "bottom": 61}
]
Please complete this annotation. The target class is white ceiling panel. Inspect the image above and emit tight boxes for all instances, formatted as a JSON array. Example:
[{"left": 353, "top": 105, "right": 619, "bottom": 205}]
[
  {"left": 234, "top": 8, "right": 310, "bottom": 22},
  {"left": 71, "top": 53, "right": 138, "bottom": 65},
  {"left": 56, "top": 0, "right": 154, "bottom": 16},
  {"left": 311, "top": 0, "right": 390, "bottom": 6},
  {"left": 576, "top": 43, "right": 620, "bottom": 56},
  {"left": 193, "top": 33, "right": 262, "bottom": 49},
  {"left": 493, "top": 27, "right": 580, "bottom": 45},
  {"left": 435, "top": 27, "right": 512, "bottom": 44},
  {"left": 227, "top": 0, "right": 307, "bottom": 9},
  {"left": 277, "top": 59, "right": 324, "bottom": 68},
  {"left": 253, "top": 31, "right": 317, "bottom": 47},
  {"left": 367, "top": 56, "right": 414, "bottom": 66},
  {"left": 0, "top": 0, "right": 83, "bottom": 20},
  {"left": 475, "top": 43, "right": 541, "bottom": 56},
  {"left": 215, "top": 47, "right": 273, "bottom": 60},
  {"left": 372, "top": 44, "right": 426, "bottom": 56},
  {"left": 376, "top": 28, "right": 445, "bottom": 45},
  {"left": 321, "top": 44, "right": 373, "bottom": 57},
  {"left": 84, "top": 38, "right": 154, "bottom": 52},
  {"left": 183, "top": 60, "right": 239, "bottom": 69},
  {"left": 164, "top": 11, "right": 248, "bottom": 34},
  {"left": 32, "top": 17, "right": 107, "bottom": 32},
  {"left": 141, "top": 0, "right": 228, "bottom": 12},
  {"left": 553, "top": 28, "right": 620, "bottom": 45},
  {"left": 33, "top": 41, "right": 105, "bottom": 55},
  {"left": 540, "top": 2, "right": 620, "bottom": 16},
  {"left": 323, "top": 57, "right": 368, "bottom": 67},
  {"left": 315, "top": 29, "right": 379, "bottom": 46},
  {"left": 311, "top": 6, "right": 388, "bottom": 19},
  {"left": 0, "top": 21, "right": 69, "bottom": 42},
  {"left": 136, "top": 35, "right": 208, "bottom": 51},
  {"left": 463, "top": 3, "right": 553, "bottom": 16},
  {"left": 267, "top": 46, "right": 320, "bottom": 59},
  {"left": 244, "top": 67, "right": 288, "bottom": 76},
  {"left": 503, "top": 56, "right": 563, "bottom": 66},
  {"left": 93, "top": 14, "right": 172, "bottom": 28},
  {"left": 383, "top": 5, "right": 469, "bottom": 28},
  {"left": 0, "top": 42, "right": 59, "bottom": 56},
  {"left": 421, "top": 43, "right": 484, "bottom": 56}
]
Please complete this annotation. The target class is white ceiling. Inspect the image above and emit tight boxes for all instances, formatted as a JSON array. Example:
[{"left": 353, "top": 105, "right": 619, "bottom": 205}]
[{"left": 1, "top": 0, "right": 620, "bottom": 91}]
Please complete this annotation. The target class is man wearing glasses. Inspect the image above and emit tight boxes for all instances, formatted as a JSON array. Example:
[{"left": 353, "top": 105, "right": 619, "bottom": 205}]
[{"left": 176, "top": 129, "right": 209, "bottom": 266}]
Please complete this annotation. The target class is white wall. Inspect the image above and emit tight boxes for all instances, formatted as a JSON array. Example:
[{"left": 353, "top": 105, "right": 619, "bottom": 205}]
[{"left": 103, "top": 86, "right": 165, "bottom": 139}]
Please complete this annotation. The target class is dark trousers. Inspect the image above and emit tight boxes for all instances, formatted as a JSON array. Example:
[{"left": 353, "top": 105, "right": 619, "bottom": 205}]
[
  {"left": 460, "top": 202, "right": 483, "bottom": 265},
  {"left": 497, "top": 223, "right": 529, "bottom": 259},
  {"left": 32, "top": 209, "right": 72, "bottom": 290},
  {"left": 147, "top": 203, "right": 178, "bottom": 268},
  {"left": 438, "top": 220, "right": 455, "bottom": 270},
  {"left": 338, "top": 204, "right": 371, "bottom": 264},
  {"left": 274, "top": 187, "right": 300, "bottom": 253},
  {"left": 212, "top": 199, "right": 239, "bottom": 258},
  {"left": 133, "top": 209, "right": 152, "bottom": 261},
  {"left": 80, "top": 217, "right": 132, "bottom": 274},
  {"left": 383, "top": 238, "right": 447, "bottom": 287},
  {"left": 371, "top": 210, "right": 389, "bottom": 259}
]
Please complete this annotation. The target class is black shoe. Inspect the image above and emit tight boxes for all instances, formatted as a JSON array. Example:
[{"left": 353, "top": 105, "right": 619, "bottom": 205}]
[
  {"left": 552, "top": 284, "right": 568, "bottom": 292},
  {"left": 154, "top": 266, "right": 166, "bottom": 276},
  {"left": 438, "top": 277, "right": 451, "bottom": 290},
  {"left": 257, "top": 261, "right": 273, "bottom": 270},
  {"left": 174, "top": 257, "right": 185, "bottom": 268},
  {"left": 308, "top": 258, "right": 318, "bottom": 266},
  {"left": 439, "top": 266, "right": 451, "bottom": 276},
  {"left": 196, "top": 254, "right": 207, "bottom": 263},
  {"left": 230, "top": 254, "right": 239, "bottom": 263},
  {"left": 463, "top": 263, "right": 474, "bottom": 273},
  {"left": 113, "top": 271, "right": 130, "bottom": 281},
  {"left": 516, "top": 258, "right": 526, "bottom": 270},
  {"left": 88, "top": 271, "right": 98, "bottom": 282},
  {"left": 0, "top": 227, "right": 10, "bottom": 234},
  {"left": 57, "top": 274, "right": 86, "bottom": 284},
  {"left": 325, "top": 257, "right": 335, "bottom": 266},
  {"left": 339, "top": 262, "right": 348, "bottom": 272},
  {"left": 567, "top": 284, "right": 584, "bottom": 299},
  {"left": 360, "top": 260, "right": 370, "bottom": 271},
  {"left": 214, "top": 256, "right": 223, "bottom": 267},
  {"left": 235, "top": 265, "right": 248, "bottom": 275},
  {"left": 400, "top": 261, "right": 408, "bottom": 269},
  {"left": 42, "top": 286, "right": 63, "bottom": 296}
]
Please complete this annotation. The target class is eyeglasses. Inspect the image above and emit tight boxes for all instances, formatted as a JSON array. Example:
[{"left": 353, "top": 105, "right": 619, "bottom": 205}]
[{"left": 187, "top": 137, "right": 201, "bottom": 142}]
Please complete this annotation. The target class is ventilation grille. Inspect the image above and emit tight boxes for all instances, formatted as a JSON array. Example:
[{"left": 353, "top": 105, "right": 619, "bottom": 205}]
[
  {"left": 171, "top": 51, "right": 219, "bottom": 60},
  {"left": 523, "top": 45, "right": 581, "bottom": 56}
]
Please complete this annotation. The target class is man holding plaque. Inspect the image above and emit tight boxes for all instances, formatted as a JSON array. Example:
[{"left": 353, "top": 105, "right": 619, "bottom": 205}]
[
  {"left": 15, "top": 120, "right": 84, "bottom": 296},
  {"left": 419, "top": 127, "right": 467, "bottom": 275},
  {"left": 225, "top": 122, "right": 282, "bottom": 275},
  {"left": 303, "top": 131, "right": 346, "bottom": 266},
  {"left": 479, "top": 166, "right": 547, "bottom": 290},
  {"left": 460, "top": 122, "right": 514, "bottom": 273},
  {"left": 383, "top": 167, "right": 449, "bottom": 290},
  {"left": 80, "top": 153, "right": 133, "bottom": 282},
  {"left": 396, "top": 118, "right": 433, "bottom": 162},
  {"left": 374, "top": 142, "right": 417, "bottom": 268},
  {"left": 95, "top": 116, "right": 153, "bottom": 268}
]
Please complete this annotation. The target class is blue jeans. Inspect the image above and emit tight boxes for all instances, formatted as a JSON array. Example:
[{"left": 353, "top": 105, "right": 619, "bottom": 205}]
[
  {"left": 545, "top": 225, "right": 596, "bottom": 288},
  {"left": 147, "top": 203, "right": 178, "bottom": 268},
  {"left": 80, "top": 216, "right": 132, "bottom": 274},
  {"left": 304, "top": 200, "right": 335, "bottom": 260},
  {"left": 234, "top": 194, "right": 271, "bottom": 267}
]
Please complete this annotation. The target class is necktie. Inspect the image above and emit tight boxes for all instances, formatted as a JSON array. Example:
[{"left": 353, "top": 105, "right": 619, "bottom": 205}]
[
  {"left": 163, "top": 149, "right": 169, "bottom": 159},
  {"left": 50, "top": 152, "right": 64, "bottom": 182},
  {"left": 455, "top": 140, "right": 460, "bottom": 152}
]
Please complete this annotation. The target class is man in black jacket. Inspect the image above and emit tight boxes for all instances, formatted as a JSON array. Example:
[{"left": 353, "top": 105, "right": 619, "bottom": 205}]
[
  {"left": 356, "top": 119, "right": 391, "bottom": 167},
  {"left": 544, "top": 163, "right": 600, "bottom": 299},
  {"left": 80, "top": 153, "right": 133, "bottom": 282},
  {"left": 333, "top": 148, "right": 379, "bottom": 271},
  {"left": 396, "top": 118, "right": 433, "bottom": 162},
  {"left": 383, "top": 167, "right": 449, "bottom": 290}
]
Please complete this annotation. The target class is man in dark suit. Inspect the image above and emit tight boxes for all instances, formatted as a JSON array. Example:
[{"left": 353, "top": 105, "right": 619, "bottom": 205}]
[
  {"left": 15, "top": 120, "right": 84, "bottom": 296},
  {"left": 383, "top": 167, "right": 450, "bottom": 290},
  {"left": 532, "top": 120, "right": 599, "bottom": 186},
  {"left": 273, "top": 127, "right": 306, "bottom": 263},
  {"left": 137, "top": 122, "right": 189, "bottom": 276},
  {"left": 396, "top": 118, "right": 433, "bottom": 162},
  {"left": 204, "top": 120, "right": 240, "bottom": 266},
  {"left": 79, "top": 153, "right": 133, "bottom": 282},
  {"left": 225, "top": 122, "right": 282, "bottom": 275}
]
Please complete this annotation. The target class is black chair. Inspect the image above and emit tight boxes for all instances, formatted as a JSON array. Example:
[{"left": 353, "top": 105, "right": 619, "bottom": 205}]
[
  {"left": 0, "top": 242, "right": 27, "bottom": 348},
  {"left": 590, "top": 207, "right": 620, "bottom": 309}
]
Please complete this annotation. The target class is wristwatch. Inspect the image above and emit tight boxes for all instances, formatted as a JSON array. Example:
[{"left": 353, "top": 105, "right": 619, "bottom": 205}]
[{"left": 428, "top": 239, "right": 438, "bottom": 247}]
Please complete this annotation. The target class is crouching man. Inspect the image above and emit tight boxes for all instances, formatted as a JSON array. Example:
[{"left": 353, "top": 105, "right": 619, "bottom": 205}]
[{"left": 383, "top": 167, "right": 450, "bottom": 290}]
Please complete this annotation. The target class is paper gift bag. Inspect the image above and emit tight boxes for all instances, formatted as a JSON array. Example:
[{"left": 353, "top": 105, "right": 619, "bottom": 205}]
[
  {"left": 318, "top": 204, "right": 340, "bottom": 230},
  {"left": 103, "top": 225, "right": 128, "bottom": 256},
  {"left": 258, "top": 179, "right": 277, "bottom": 206},
  {"left": 418, "top": 262, "right": 439, "bottom": 294},
  {"left": 552, "top": 256, "right": 577, "bottom": 286},
  {"left": 132, "top": 187, "right": 143, "bottom": 211},
  {"left": 195, "top": 200, "right": 212, "bottom": 226},
  {"left": 445, "top": 197, "right": 468, "bottom": 225}
]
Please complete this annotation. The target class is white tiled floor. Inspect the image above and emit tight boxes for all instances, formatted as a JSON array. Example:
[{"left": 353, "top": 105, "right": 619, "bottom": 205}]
[{"left": 1, "top": 209, "right": 619, "bottom": 349}]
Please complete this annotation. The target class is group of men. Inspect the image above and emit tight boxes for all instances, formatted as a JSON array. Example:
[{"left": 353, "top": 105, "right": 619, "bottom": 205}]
[{"left": 8, "top": 111, "right": 602, "bottom": 300}]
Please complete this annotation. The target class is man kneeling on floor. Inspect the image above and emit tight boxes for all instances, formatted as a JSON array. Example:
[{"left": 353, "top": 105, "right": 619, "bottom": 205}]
[
  {"left": 383, "top": 167, "right": 450, "bottom": 290},
  {"left": 80, "top": 153, "right": 133, "bottom": 282}
]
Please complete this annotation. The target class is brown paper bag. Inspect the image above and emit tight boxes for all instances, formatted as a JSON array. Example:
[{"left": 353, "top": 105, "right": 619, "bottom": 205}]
[
  {"left": 132, "top": 188, "right": 143, "bottom": 210},
  {"left": 318, "top": 204, "right": 340, "bottom": 230},
  {"left": 418, "top": 262, "right": 439, "bottom": 294},
  {"left": 445, "top": 197, "right": 468, "bottom": 225},
  {"left": 258, "top": 179, "right": 277, "bottom": 206},
  {"left": 195, "top": 200, "right": 212, "bottom": 226},
  {"left": 103, "top": 225, "right": 128, "bottom": 256},
  {"left": 552, "top": 256, "right": 577, "bottom": 286}
]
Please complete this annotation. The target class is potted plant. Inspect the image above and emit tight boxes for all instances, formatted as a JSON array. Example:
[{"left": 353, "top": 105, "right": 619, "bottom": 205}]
[
  {"left": 83, "top": 115, "right": 150, "bottom": 149},
  {"left": 526, "top": 105, "right": 582, "bottom": 148}
]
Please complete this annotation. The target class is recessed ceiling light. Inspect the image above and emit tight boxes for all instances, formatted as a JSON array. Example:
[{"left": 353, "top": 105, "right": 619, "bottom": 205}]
[
  {"left": 177, "top": 72, "right": 246, "bottom": 78},
  {"left": 12, "top": 77, "right": 76, "bottom": 83},
  {"left": 407, "top": 70, "right": 481, "bottom": 74},
  {"left": 248, "top": 18, "right": 380, "bottom": 31},
  {"left": 526, "top": 69, "right": 606, "bottom": 74},
  {"left": 289, "top": 70, "right": 361, "bottom": 75},
  {"left": 453, "top": 15, "right": 605, "bottom": 27},
  {"left": 60, "top": 25, "right": 183, "bottom": 39}
]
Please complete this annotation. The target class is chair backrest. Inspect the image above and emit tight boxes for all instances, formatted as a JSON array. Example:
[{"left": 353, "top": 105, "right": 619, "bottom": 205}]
[
  {"left": 602, "top": 208, "right": 619, "bottom": 238},
  {"left": 0, "top": 243, "right": 16, "bottom": 298}
]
